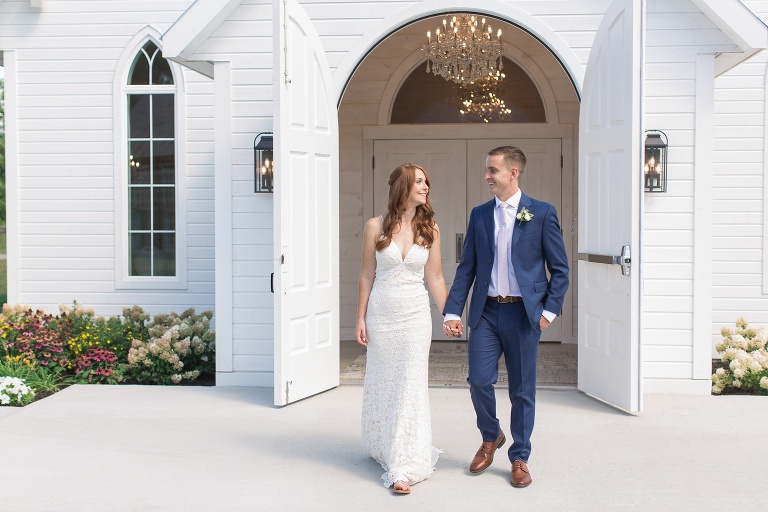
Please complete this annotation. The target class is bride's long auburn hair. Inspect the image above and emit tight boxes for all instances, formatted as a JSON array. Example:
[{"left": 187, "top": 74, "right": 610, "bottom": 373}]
[{"left": 376, "top": 163, "right": 437, "bottom": 252}]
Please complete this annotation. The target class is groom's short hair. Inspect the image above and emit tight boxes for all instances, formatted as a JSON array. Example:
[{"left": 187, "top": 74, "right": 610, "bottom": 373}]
[{"left": 489, "top": 146, "right": 527, "bottom": 175}]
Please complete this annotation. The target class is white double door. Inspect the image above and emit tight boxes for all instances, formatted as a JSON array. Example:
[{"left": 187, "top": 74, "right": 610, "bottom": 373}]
[{"left": 373, "top": 138, "right": 562, "bottom": 342}]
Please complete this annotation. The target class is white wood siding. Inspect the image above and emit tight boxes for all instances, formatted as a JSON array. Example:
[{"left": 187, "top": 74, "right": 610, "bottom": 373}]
[
  {"left": 712, "top": 1, "right": 768, "bottom": 350},
  {"left": 644, "top": 0, "right": 739, "bottom": 384},
  {"left": 0, "top": 0, "right": 216, "bottom": 317},
  {"left": 188, "top": 1, "right": 275, "bottom": 384}
]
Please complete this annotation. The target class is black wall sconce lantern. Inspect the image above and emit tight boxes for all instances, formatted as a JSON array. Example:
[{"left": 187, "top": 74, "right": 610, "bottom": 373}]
[
  {"left": 254, "top": 132, "right": 274, "bottom": 193},
  {"left": 644, "top": 130, "right": 668, "bottom": 193}
]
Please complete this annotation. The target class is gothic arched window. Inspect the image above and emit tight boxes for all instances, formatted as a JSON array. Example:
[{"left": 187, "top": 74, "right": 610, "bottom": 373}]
[{"left": 125, "top": 41, "right": 176, "bottom": 276}]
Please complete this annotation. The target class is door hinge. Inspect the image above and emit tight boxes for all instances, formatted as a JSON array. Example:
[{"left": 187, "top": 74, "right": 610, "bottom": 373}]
[
  {"left": 560, "top": 155, "right": 563, "bottom": 168},
  {"left": 281, "top": 254, "right": 285, "bottom": 264},
  {"left": 372, "top": 155, "right": 375, "bottom": 169},
  {"left": 285, "top": 380, "right": 292, "bottom": 403},
  {"left": 282, "top": 0, "right": 291, "bottom": 84}
]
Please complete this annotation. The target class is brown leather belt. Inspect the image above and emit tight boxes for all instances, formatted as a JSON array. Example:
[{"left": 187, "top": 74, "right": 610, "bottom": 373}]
[{"left": 487, "top": 295, "right": 523, "bottom": 303}]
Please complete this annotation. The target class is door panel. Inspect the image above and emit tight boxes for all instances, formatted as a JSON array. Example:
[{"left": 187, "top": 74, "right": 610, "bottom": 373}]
[
  {"left": 466, "top": 139, "right": 563, "bottom": 342},
  {"left": 273, "top": 0, "right": 339, "bottom": 406},
  {"left": 373, "top": 140, "right": 467, "bottom": 340},
  {"left": 577, "top": 0, "right": 642, "bottom": 413}
]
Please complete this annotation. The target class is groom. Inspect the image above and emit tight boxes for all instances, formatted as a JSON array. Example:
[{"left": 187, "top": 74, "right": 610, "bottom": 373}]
[{"left": 443, "top": 145, "right": 569, "bottom": 488}]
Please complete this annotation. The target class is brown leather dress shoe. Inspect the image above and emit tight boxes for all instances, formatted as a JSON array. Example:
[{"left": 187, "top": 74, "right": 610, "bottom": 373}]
[
  {"left": 469, "top": 432, "right": 506, "bottom": 473},
  {"left": 511, "top": 460, "right": 532, "bottom": 487}
]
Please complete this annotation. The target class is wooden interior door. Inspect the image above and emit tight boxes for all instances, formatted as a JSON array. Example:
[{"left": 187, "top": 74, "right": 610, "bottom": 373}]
[{"left": 373, "top": 139, "right": 468, "bottom": 340}]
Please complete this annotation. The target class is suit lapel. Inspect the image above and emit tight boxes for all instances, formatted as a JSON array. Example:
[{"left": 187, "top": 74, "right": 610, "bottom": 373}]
[
  {"left": 512, "top": 193, "right": 532, "bottom": 250},
  {"left": 482, "top": 199, "right": 496, "bottom": 253}
]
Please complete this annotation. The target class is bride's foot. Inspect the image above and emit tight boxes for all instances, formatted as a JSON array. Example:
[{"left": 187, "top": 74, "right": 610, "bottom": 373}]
[{"left": 393, "top": 481, "right": 411, "bottom": 494}]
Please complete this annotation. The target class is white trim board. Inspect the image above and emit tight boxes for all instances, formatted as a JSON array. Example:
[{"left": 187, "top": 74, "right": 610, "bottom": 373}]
[
  {"left": 763, "top": 63, "right": 768, "bottom": 295},
  {"left": 214, "top": 61, "right": 235, "bottom": 374},
  {"left": 112, "top": 27, "right": 189, "bottom": 291},
  {"left": 693, "top": 54, "right": 714, "bottom": 380},
  {"left": 4, "top": 51, "right": 19, "bottom": 304}
]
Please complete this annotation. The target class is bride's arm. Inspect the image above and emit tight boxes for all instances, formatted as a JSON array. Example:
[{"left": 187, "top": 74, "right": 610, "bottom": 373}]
[
  {"left": 425, "top": 224, "right": 449, "bottom": 314},
  {"left": 356, "top": 217, "right": 380, "bottom": 346}
]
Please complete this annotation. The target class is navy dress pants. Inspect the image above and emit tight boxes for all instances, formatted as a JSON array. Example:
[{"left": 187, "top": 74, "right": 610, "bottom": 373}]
[{"left": 467, "top": 299, "right": 540, "bottom": 463}]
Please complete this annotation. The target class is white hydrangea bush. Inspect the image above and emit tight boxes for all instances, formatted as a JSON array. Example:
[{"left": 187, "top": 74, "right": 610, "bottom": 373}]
[{"left": 712, "top": 318, "right": 768, "bottom": 395}]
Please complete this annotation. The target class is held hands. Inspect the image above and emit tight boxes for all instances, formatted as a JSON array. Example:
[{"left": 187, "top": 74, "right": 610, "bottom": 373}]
[
  {"left": 443, "top": 320, "right": 463, "bottom": 338},
  {"left": 442, "top": 317, "right": 548, "bottom": 337}
]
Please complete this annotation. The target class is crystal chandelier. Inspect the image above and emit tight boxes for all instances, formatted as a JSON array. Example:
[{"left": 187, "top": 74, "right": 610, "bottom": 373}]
[
  {"left": 457, "top": 71, "right": 512, "bottom": 123},
  {"left": 422, "top": 14, "right": 503, "bottom": 86}
]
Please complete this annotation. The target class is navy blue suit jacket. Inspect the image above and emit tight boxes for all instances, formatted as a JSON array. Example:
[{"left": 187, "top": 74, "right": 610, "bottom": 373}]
[{"left": 444, "top": 194, "right": 570, "bottom": 331}]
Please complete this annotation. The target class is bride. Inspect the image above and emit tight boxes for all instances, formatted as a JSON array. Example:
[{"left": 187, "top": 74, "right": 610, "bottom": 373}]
[{"left": 356, "top": 163, "right": 454, "bottom": 494}]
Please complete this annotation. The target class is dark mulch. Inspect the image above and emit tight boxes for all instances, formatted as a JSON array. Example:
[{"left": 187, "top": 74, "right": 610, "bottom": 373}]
[{"left": 711, "top": 360, "right": 764, "bottom": 396}]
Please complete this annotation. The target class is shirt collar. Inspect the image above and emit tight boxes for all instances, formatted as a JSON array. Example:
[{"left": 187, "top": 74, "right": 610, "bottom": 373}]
[{"left": 495, "top": 189, "right": 522, "bottom": 210}]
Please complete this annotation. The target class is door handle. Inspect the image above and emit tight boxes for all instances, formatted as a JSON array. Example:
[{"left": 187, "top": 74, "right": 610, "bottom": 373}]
[
  {"left": 456, "top": 233, "right": 464, "bottom": 263},
  {"left": 577, "top": 245, "right": 631, "bottom": 276}
]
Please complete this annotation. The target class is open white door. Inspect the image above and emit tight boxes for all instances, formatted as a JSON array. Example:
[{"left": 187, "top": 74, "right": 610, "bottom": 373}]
[
  {"left": 577, "top": 0, "right": 643, "bottom": 412},
  {"left": 273, "top": 0, "right": 340, "bottom": 406}
]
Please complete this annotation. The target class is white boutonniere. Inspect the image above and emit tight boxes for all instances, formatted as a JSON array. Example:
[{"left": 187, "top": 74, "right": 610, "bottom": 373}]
[{"left": 516, "top": 207, "right": 534, "bottom": 226}]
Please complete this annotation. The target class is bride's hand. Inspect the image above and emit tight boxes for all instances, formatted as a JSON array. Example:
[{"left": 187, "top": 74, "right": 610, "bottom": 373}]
[{"left": 356, "top": 319, "right": 369, "bottom": 346}]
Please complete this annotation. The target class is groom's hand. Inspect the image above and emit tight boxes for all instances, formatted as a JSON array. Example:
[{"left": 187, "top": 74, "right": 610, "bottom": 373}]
[
  {"left": 539, "top": 316, "right": 551, "bottom": 331},
  {"left": 443, "top": 320, "right": 463, "bottom": 338}
]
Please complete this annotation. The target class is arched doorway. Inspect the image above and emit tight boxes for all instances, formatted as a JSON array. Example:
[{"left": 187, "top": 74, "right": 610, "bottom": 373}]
[{"left": 337, "top": 13, "right": 580, "bottom": 383}]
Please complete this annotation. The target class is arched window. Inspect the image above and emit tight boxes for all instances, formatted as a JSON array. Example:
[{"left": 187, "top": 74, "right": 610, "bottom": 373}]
[
  {"left": 125, "top": 41, "right": 176, "bottom": 276},
  {"left": 391, "top": 57, "right": 546, "bottom": 124}
]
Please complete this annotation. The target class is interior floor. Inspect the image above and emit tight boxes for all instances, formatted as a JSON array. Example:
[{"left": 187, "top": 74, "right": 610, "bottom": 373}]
[{"left": 339, "top": 339, "right": 577, "bottom": 386}]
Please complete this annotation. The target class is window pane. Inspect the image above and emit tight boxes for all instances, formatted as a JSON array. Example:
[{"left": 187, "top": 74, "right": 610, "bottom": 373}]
[
  {"left": 153, "top": 141, "right": 175, "bottom": 185},
  {"left": 142, "top": 41, "right": 159, "bottom": 57},
  {"left": 153, "top": 233, "right": 176, "bottom": 276},
  {"left": 153, "top": 187, "right": 176, "bottom": 231},
  {"left": 128, "top": 54, "right": 149, "bottom": 85},
  {"left": 125, "top": 41, "right": 177, "bottom": 279},
  {"left": 152, "top": 95, "right": 175, "bottom": 139},
  {"left": 128, "top": 95, "right": 150, "bottom": 138},
  {"left": 130, "top": 187, "right": 151, "bottom": 231},
  {"left": 128, "top": 140, "right": 150, "bottom": 185},
  {"left": 391, "top": 57, "right": 546, "bottom": 124},
  {"left": 130, "top": 233, "right": 151, "bottom": 276},
  {"left": 152, "top": 51, "right": 174, "bottom": 85}
]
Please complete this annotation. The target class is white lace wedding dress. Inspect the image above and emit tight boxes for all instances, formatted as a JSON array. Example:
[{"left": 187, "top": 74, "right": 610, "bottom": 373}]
[{"left": 362, "top": 240, "right": 441, "bottom": 487}]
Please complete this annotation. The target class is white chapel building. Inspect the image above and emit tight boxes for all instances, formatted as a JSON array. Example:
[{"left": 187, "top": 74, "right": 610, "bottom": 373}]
[{"left": 1, "top": 0, "right": 768, "bottom": 411}]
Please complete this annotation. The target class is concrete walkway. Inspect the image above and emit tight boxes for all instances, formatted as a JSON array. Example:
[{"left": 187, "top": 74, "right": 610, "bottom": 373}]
[{"left": 1, "top": 384, "right": 765, "bottom": 512}]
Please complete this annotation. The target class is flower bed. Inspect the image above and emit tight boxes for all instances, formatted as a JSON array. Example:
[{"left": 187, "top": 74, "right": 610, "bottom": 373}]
[{"left": 0, "top": 303, "right": 215, "bottom": 406}]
